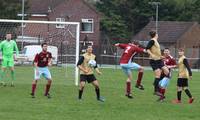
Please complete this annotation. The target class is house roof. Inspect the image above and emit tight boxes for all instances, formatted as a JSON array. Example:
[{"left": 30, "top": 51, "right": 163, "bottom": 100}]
[
  {"left": 27, "top": 0, "right": 101, "bottom": 15},
  {"left": 132, "top": 21, "right": 198, "bottom": 43}
]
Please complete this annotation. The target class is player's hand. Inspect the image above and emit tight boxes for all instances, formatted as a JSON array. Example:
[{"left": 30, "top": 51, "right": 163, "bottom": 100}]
[
  {"left": 48, "top": 62, "right": 52, "bottom": 67},
  {"left": 114, "top": 43, "right": 119, "bottom": 47},
  {"left": 97, "top": 71, "right": 102, "bottom": 75},
  {"left": 160, "top": 56, "right": 165, "bottom": 59},
  {"left": 84, "top": 69, "right": 89, "bottom": 74}
]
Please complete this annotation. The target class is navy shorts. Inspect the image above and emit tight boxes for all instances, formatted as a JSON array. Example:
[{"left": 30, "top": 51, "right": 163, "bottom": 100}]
[{"left": 150, "top": 59, "right": 165, "bottom": 71}]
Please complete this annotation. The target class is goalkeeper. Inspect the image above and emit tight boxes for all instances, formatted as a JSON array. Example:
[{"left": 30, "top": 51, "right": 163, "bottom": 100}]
[{"left": 0, "top": 33, "right": 19, "bottom": 86}]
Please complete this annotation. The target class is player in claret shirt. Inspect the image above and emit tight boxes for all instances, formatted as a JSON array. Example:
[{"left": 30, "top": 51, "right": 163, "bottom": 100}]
[
  {"left": 30, "top": 43, "right": 52, "bottom": 98},
  {"left": 115, "top": 41, "right": 146, "bottom": 99},
  {"left": 157, "top": 48, "right": 176, "bottom": 101}
]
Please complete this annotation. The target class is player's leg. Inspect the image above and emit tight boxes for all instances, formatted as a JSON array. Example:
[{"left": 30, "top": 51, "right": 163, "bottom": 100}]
[
  {"left": 182, "top": 79, "right": 194, "bottom": 103},
  {"left": 9, "top": 61, "right": 15, "bottom": 87},
  {"left": 173, "top": 78, "right": 182, "bottom": 103},
  {"left": 153, "top": 69, "right": 162, "bottom": 95},
  {"left": 0, "top": 59, "right": 8, "bottom": 86},
  {"left": 130, "top": 62, "right": 144, "bottom": 90},
  {"left": 120, "top": 64, "right": 133, "bottom": 98},
  {"left": 78, "top": 75, "right": 86, "bottom": 100},
  {"left": 125, "top": 69, "right": 133, "bottom": 98},
  {"left": 31, "top": 80, "right": 38, "bottom": 98},
  {"left": 44, "top": 79, "right": 52, "bottom": 98},
  {"left": 31, "top": 68, "right": 41, "bottom": 98},
  {"left": 0, "top": 67, "right": 6, "bottom": 86},
  {"left": 91, "top": 79, "right": 105, "bottom": 102},
  {"left": 42, "top": 67, "right": 52, "bottom": 98}
]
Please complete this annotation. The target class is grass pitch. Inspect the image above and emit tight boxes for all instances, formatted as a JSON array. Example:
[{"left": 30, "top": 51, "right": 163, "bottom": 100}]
[{"left": 0, "top": 66, "right": 199, "bottom": 120}]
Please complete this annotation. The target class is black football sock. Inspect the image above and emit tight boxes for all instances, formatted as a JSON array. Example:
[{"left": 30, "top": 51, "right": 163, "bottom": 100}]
[
  {"left": 154, "top": 78, "right": 160, "bottom": 92},
  {"left": 185, "top": 89, "right": 192, "bottom": 98},
  {"left": 78, "top": 89, "right": 83, "bottom": 99},
  {"left": 95, "top": 88, "right": 100, "bottom": 99},
  {"left": 177, "top": 91, "right": 182, "bottom": 101}
]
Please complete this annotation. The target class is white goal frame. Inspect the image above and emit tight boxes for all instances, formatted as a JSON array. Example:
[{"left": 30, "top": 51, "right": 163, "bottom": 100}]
[{"left": 0, "top": 19, "right": 80, "bottom": 86}]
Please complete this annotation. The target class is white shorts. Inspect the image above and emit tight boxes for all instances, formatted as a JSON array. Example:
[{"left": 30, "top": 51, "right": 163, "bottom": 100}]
[{"left": 34, "top": 67, "right": 52, "bottom": 80}]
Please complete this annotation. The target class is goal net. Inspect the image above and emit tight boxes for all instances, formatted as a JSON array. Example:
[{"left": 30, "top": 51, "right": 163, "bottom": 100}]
[{"left": 0, "top": 19, "right": 80, "bottom": 86}]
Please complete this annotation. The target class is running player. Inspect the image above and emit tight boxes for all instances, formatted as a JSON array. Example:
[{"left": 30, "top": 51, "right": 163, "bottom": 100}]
[{"left": 115, "top": 42, "right": 146, "bottom": 99}]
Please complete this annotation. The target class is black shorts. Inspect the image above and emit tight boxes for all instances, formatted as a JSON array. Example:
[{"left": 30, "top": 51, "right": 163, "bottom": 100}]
[
  {"left": 150, "top": 59, "right": 165, "bottom": 71},
  {"left": 80, "top": 74, "right": 97, "bottom": 83},
  {"left": 177, "top": 78, "right": 188, "bottom": 87}
]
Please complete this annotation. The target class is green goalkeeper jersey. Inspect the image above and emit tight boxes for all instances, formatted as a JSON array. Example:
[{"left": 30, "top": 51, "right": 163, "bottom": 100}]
[{"left": 0, "top": 40, "right": 19, "bottom": 60}]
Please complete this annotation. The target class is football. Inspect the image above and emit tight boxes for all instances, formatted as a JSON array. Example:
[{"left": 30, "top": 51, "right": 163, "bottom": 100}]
[{"left": 88, "top": 59, "right": 96, "bottom": 67}]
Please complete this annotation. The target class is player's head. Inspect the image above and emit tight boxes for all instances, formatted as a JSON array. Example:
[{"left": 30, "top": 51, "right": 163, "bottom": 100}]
[
  {"left": 178, "top": 48, "right": 184, "bottom": 56},
  {"left": 164, "top": 48, "right": 170, "bottom": 57},
  {"left": 41, "top": 42, "right": 48, "bottom": 52},
  {"left": 86, "top": 45, "right": 93, "bottom": 54},
  {"left": 6, "top": 33, "right": 12, "bottom": 40},
  {"left": 149, "top": 30, "right": 158, "bottom": 39}
]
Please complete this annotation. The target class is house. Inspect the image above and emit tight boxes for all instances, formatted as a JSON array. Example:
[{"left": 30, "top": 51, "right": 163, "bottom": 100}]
[
  {"left": 20, "top": 0, "right": 102, "bottom": 55},
  {"left": 132, "top": 21, "right": 200, "bottom": 68}
]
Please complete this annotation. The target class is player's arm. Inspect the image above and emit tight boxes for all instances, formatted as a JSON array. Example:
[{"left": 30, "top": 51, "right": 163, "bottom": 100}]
[
  {"left": 48, "top": 53, "right": 52, "bottom": 66},
  {"left": 183, "top": 58, "right": 192, "bottom": 78},
  {"left": 135, "top": 46, "right": 146, "bottom": 53},
  {"left": 146, "top": 40, "right": 155, "bottom": 57},
  {"left": 33, "top": 54, "right": 38, "bottom": 66},
  {"left": 94, "top": 57, "right": 102, "bottom": 75},
  {"left": 77, "top": 56, "right": 89, "bottom": 73},
  {"left": 14, "top": 40, "right": 19, "bottom": 56},
  {"left": 167, "top": 58, "right": 177, "bottom": 69},
  {"left": 114, "top": 43, "right": 127, "bottom": 49}
]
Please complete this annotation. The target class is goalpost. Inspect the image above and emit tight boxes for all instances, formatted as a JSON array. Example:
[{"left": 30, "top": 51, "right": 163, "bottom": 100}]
[{"left": 0, "top": 19, "right": 80, "bottom": 86}]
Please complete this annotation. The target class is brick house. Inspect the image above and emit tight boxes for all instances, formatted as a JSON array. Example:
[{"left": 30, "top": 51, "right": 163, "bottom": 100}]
[
  {"left": 20, "top": 0, "right": 102, "bottom": 55},
  {"left": 132, "top": 21, "right": 200, "bottom": 68}
]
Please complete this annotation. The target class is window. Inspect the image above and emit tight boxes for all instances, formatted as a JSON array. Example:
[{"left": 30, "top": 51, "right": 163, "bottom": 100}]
[
  {"left": 56, "top": 18, "right": 65, "bottom": 28},
  {"left": 81, "top": 19, "right": 94, "bottom": 33}
]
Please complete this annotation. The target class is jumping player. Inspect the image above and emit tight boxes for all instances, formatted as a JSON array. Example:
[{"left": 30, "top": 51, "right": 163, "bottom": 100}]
[
  {"left": 146, "top": 30, "right": 169, "bottom": 96},
  {"left": 31, "top": 43, "right": 52, "bottom": 98},
  {"left": 115, "top": 42, "right": 146, "bottom": 99}
]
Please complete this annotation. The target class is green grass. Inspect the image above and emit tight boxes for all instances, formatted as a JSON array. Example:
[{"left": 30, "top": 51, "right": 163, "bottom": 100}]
[{"left": 0, "top": 66, "right": 200, "bottom": 120}]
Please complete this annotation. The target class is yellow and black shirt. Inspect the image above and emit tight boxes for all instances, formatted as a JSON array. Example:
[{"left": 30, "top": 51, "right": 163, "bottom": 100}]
[
  {"left": 146, "top": 39, "right": 162, "bottom": 60},
  {"left": 77, "top": 53, "right": 97, "bottom": 75},
  {"left": 178, "top": 55, "right": 192, "bottom": 78}
]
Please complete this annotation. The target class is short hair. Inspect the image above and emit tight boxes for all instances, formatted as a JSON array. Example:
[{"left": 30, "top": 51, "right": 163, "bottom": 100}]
[
  {"left": 179, "top": 48, "right": 184, "bottom": 52},
  {"left": 149, "top": 30, "right": 156, "bottom": 38},
  {"left": 41, "top": 42, "right": 47, "bottom": 47},
  {"left": 164, "top": 48, "right": 169, "bottom": 50}
]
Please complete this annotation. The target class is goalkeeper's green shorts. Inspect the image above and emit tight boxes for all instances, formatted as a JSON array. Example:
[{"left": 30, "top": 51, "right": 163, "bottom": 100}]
[{"left": 1, "top": 59, "right": 14, "bottom": 67}]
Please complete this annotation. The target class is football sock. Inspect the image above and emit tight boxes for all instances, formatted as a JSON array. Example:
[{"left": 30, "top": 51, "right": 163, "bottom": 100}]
[
  {"left": 32, "top": 84, "right": 37, "bottom": 95},
  {"left": 45, "top": 84, "right": 51, "bottom": 95},
  {"left": 11, "top": 71, "right": 15, "bottom": 81},
  {"left": 78, "top": 89, "right": 83, "bottom": 99},
  {"left": 95, "top": 88, "right": 100, "bottom": 99},
  {"left": 160, "top": 88, "right": 166, "bottom": 96},
  {"left": 136, "top": 72, "right": 143, "bottom": 86},
  {"left": 126, "top": 81, "right": 131, "bottom": 95},
  {"left": 184, "top": 89, "right": 192, "bottom": 98},
  {"left": 177, "top": 91, "right": 182, "bottom": 101},
  {"left": 154, "top": 78, "right": 160, "bottom": 92}
]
